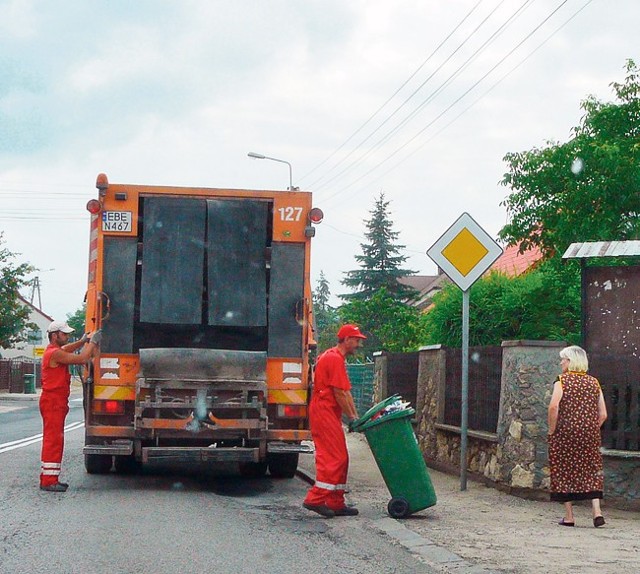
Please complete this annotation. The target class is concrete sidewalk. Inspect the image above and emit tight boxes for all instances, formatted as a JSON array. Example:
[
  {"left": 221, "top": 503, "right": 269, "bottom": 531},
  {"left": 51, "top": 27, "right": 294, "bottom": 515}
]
[{"left": 298, "top": 431, "right": 640, "bottom": 574}]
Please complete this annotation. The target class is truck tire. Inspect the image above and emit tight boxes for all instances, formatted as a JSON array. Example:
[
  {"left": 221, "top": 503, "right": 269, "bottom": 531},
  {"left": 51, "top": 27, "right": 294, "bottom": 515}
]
[
  {"left": 239, "top": 462, "right": 268, "bottom": 478},
  {"left": 114, "top": 455, "right": 142, "bottom": 474},
  {"left": 84, "top": 453, "right": 113, "bottom": 474},
  {"left": 267, "top": 453, "right": 299, "bottom": 478}
]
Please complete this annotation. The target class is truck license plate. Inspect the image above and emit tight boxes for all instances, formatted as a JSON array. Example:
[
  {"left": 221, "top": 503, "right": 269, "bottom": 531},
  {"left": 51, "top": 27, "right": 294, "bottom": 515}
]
[{"left": 102, "top": 211, "right": 132, "bottom": 232}]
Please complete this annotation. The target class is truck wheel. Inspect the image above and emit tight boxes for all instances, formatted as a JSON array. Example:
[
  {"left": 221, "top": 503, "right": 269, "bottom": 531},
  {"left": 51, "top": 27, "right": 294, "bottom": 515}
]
[
  {"left": 84, "top": 453, "right": 113, "bottom": 474},
  {"left": 268, "top": 453, "right": 299, "bottom": 478},
  {"left": 114, "top": 455, "right": 141, "bottom": 474},
  {"left": 239, "top": 462, "right": 268, "bottom": 478}
]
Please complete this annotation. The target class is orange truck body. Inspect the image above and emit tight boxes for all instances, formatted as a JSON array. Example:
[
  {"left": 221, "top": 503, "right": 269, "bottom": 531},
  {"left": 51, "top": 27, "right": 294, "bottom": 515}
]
[{"left": 82, "top": 174, "right": 318, "bottom": 477}]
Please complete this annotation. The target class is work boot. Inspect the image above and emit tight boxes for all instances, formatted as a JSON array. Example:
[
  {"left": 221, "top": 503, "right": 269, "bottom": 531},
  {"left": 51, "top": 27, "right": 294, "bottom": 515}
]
[
  {"left": 334, "top": 506, "right": 359, "bottom": 516},
  {"left": 40, "top": 483, "right": 68, "bottom": 492},
  {"left": 303, "top": 503, "right": 335, "bottom": 518}
]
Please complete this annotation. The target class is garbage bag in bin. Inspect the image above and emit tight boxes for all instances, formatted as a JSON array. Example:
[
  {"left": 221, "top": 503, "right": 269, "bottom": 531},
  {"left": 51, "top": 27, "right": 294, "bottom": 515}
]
[{"left": 351, "top": 395, "right": 436, "bottom": 518}]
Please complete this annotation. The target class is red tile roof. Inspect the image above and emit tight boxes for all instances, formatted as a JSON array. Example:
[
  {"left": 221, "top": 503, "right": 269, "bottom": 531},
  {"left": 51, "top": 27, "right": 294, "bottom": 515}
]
[{"left": 490, "top": 243, "right": 542, "bottom": 276}]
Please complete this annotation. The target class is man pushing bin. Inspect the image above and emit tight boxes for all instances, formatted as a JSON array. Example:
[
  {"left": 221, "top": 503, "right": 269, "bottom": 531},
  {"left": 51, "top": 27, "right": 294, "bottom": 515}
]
[{"left": 303, "top": 324, "right": 366, "bottom": 518}]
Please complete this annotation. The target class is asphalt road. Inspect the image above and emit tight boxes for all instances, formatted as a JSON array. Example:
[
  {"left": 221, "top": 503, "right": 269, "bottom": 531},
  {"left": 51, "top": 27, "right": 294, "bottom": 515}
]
[{"left": 0, "top": 398, "right": 433, "bottom": 574}]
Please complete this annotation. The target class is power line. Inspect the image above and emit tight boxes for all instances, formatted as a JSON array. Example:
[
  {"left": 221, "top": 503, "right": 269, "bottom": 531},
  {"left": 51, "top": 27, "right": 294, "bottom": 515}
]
[
  {"left": 319, "top": 0, "right": 574, "bottom": 207},
  {"left": 300, "top": 0, "right": 487, "bottom": 187},
  {"left": 340, "top": 0, "right": 596, "bottom": 203},
  {"left": 313, "top": 0, "right": 536, "bottom": 196}
]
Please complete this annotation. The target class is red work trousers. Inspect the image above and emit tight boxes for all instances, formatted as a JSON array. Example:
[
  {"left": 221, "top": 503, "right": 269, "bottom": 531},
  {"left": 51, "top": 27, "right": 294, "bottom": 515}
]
[
  {"left": 304, "top": 404, "right": 349, "bottom": 511},
  {"left": 39, "top": 392, "right": 69, "bottom": 487}
]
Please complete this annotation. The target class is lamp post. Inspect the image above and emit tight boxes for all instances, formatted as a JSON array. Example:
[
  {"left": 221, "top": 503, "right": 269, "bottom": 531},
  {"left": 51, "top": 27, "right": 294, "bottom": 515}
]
[{"left": 247, "top": 151, "right": 295, "bottom": 190}]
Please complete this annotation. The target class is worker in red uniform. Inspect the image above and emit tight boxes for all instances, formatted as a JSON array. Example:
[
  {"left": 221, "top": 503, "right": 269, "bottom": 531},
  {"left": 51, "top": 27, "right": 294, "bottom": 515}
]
[
  {"left": 39, "top": 320, "right": 101, "bottom": 492},
  {"left": 303, "top": 324, "right": 366, "bottom": 517}
]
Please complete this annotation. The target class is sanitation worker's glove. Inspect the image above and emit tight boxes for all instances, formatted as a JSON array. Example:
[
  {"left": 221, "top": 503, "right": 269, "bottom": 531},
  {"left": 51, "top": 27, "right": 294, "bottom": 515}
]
[
  {"left": 347, "top": 420, "right": 355, "bottom": 433},
  {"left": 90, "top": 330, "right": 102, "bottom": 346},
  {"left": 79, "top": 332, "right": 90, "bottom": 344}
]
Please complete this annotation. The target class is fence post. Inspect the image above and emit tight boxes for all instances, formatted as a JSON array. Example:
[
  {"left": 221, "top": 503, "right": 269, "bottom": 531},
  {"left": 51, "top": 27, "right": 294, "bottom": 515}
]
[
  {"left": 373, "top": 352, "right": 387, "bottom": 403},
  {"left": 415, "top": 345, "right": 446, "bottom": 461}
]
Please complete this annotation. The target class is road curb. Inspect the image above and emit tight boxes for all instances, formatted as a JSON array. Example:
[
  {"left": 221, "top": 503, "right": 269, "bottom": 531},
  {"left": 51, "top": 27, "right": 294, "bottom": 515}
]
[
  {"left": 0, "top": 393, "right": 40, "bottom": 402},
  {"left": 296, "top": 462, "right": 496, "bottom": 574}
]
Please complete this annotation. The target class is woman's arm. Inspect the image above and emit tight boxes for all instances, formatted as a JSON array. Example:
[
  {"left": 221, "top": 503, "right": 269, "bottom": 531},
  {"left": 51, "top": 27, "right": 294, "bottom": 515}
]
[
  {"left": 597, "top": 390, "right": 608, "bottom": 427},
  {"left": 547, "top": 380, "right": 563, "bottom": 435}
]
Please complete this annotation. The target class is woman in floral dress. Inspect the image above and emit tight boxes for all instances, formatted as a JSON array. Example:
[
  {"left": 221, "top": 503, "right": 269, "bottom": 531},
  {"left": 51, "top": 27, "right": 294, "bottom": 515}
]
[{"left": 548, "top": 345, "right": 608, "bottom": 527}]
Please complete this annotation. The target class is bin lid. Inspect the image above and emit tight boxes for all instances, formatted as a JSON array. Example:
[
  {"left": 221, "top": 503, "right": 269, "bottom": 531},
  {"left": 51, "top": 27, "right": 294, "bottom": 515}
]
[
  {"left": 352, "top": 394, "right": 402, "bottom": 429},
  {"left": 352, "top": 406, "right": 415, "bottom": 432}
]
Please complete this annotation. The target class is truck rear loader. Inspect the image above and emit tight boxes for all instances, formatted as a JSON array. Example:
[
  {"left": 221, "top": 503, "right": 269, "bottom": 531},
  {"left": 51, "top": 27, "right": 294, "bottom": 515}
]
[{"left": 82, "top": 173, "right": 322, "bottom": 478}]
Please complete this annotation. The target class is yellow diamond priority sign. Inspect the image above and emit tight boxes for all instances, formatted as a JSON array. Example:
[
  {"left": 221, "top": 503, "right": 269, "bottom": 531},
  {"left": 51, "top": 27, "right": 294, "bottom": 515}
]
[{"left": 427, "top": 212, "right": 503, "bottom": 291}]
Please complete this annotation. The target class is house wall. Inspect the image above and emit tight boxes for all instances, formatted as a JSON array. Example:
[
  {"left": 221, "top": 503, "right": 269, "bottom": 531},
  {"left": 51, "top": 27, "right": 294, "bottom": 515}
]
[{"left": 1, "top": 305, "right": 51, "bottom": 359}]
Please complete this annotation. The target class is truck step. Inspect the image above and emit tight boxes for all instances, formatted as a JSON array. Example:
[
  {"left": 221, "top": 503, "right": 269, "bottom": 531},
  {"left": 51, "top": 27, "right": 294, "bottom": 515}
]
[
  {"left": 267, "top": 441, "right": 315, "bottom": 454},
  {"left": 84, "top": 440, "right": 134, "bottom": 456}
]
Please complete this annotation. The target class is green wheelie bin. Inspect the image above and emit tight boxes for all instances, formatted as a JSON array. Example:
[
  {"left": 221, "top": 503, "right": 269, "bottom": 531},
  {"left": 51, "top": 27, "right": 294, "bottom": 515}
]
[{"left": 351, "top": 395, "right": 437, "bottom": 518}]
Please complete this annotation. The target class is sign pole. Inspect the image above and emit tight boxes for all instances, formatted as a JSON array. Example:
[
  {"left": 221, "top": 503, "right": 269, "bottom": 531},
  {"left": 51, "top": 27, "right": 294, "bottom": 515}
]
[
  {"left": 426, "top": 212, "right": 503, "bottom": 493},
  {"left": 460, "top": 289, "right": 470, "bottom": 491}
]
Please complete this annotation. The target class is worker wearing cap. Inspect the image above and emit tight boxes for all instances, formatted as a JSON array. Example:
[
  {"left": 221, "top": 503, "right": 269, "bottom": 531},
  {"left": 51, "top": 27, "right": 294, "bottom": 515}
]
[
  {"left": 39, "top": 321, "right": 101, "bottom": 492},
  {"left": 303, "top": 324, "right": 366, "bottom": 517}
]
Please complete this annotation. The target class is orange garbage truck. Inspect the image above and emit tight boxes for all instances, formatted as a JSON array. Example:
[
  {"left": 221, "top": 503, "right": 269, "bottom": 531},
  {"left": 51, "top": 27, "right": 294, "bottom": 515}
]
[{"left": 81, "top": 173, "right": 323, "bottom": 478}]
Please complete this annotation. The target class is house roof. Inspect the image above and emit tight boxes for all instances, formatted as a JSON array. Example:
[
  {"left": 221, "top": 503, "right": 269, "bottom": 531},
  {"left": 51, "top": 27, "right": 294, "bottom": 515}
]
[
  {"left": 398, "top": 274, "right": 442, "bottom": 292},
  {"left": 17, "top": 294, "right": 54, "bottom": 322},
  {"left": 399, "top": 273, "right": 450, "bottom": 311},
  {"left": 490, "top": 242, "right": 542, "bottom": 276}
]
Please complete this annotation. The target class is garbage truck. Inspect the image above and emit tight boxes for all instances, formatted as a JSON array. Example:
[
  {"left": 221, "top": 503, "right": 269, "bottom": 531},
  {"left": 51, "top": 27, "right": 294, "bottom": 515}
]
[{"left": 81, "top": 173, "right": 323, "bottom": 478}]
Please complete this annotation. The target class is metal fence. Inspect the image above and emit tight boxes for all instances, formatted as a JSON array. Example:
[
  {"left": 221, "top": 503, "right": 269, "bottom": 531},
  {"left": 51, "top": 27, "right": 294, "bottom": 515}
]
[
  {"left": 0, "top": 358, "right": 41, "bottom": 393},
  {"left": 347, "top": 362, "right": 375, "bottom": 415},
  {"left": 590, "top": 354, "right": 640, "bottom": 450},
  {"left": 385, "top": 352, "right": 419, "bottom": 409},
  {"left": 444, "top": 346, "right": 502, "bottom": 433}
]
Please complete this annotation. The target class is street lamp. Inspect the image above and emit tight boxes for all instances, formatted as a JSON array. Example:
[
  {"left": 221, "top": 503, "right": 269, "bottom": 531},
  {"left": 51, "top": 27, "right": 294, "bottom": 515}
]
[{"left": 247, "top": 151, "right": 295, "bottom": 190}]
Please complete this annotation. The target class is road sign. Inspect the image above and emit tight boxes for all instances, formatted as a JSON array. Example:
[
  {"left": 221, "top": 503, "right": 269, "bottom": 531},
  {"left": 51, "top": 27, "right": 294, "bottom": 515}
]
[{"left": 427, "top": 212, "right": 503, "bottom": 291}]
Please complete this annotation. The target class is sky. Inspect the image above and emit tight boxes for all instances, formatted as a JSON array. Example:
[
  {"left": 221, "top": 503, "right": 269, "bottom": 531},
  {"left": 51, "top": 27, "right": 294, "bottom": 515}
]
[{"left": 0, "top": 0, "right": 638, "bottom": 322}]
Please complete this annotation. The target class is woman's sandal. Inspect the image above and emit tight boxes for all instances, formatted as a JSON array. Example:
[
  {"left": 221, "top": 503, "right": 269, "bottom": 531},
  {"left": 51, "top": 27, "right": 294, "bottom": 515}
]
[
  {"left": 593, "top": 516, "right": 605, "bottom": 528},
  {"left": 558, "top": 519, "right": 575, "bottom": 526}
]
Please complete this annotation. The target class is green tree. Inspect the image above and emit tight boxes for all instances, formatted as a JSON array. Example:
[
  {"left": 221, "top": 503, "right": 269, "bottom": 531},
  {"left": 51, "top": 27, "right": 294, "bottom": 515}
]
[
  {"left": 66, "top": 304, "right": 87, "bottom": 337},
  {"left": 314, "top": 271, "right": 331, "bottom": 311},
  {"left": 341, "top": 192, "right": 417, "bottom": 301},
  {"left": 500, "top": 60, "right": 640, "bottom": 257},
  {"left": 312, "top": 271, "right": 340, "bottom": 352},
  {"left": 0, "top": 233, "right": 35, "bottom": 349},
  {"left": 420, "top": 262, "right": 580, "bottom": 347},
  {"left": 340, "top": 288, "right": 423, "bottom": 356}
]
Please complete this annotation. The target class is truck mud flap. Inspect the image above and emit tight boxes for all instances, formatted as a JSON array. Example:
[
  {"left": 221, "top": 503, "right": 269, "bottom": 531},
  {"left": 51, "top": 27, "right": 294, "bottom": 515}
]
[{"left": 141, "top": 446, "right": 260, "bottom": 463}]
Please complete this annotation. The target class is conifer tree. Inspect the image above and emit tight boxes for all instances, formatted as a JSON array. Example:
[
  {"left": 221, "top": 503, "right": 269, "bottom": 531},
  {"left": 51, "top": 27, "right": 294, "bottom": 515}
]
[{"left": 341, "top": 192, "right": 416, "bottom": 301}]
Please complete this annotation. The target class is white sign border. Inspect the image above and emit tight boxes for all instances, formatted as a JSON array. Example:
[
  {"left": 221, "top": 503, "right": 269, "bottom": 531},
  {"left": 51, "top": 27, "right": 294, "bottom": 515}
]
[{"left": 427, "top": 212, "right": 503, "bottom": 291}]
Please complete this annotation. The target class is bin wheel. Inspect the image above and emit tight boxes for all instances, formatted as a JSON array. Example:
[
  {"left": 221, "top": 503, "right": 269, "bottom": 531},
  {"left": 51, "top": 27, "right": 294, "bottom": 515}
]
[{"left": 387, "top": 497, "right": 410, "bottom": 519}]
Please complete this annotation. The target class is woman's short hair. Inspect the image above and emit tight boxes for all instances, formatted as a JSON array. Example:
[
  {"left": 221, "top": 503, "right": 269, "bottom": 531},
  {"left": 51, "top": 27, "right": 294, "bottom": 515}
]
[{"left": 559, "top": 345, "right": 589, "bottom": 372}]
